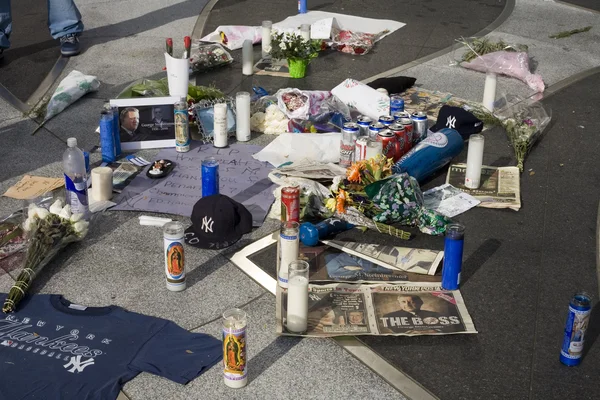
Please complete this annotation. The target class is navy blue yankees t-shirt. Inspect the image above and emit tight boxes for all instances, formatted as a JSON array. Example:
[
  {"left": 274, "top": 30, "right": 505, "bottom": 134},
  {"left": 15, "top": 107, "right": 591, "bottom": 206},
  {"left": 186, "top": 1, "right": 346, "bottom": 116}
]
[{"left": 0, "top": 294, "right": 222, "bottom": 400}]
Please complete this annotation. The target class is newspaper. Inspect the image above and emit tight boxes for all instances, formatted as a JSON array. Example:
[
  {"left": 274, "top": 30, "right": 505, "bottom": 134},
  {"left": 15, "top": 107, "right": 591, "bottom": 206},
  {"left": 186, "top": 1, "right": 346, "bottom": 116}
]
[
  {"left": 445, "top": 164, "right": 521, "bottom": 211},
  {"left": 423, "top": 183, "right": 481, "bottom": 218},
  {"left": 272, "top": 159, "right": 347, "bottom": 180},
  {"left": 321, "top": 240, "right": 443, "bottom": 276},
  {"left": 299, "top": 243, "right": 442, "bottom": 284},
  {"left": 277, "top": 283, "right": 477, "bottom": 337}
]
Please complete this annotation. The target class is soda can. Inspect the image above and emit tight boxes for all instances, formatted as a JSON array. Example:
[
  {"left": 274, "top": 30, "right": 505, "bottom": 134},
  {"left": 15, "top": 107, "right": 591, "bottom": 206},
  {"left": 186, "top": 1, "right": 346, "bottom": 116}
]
[
  {"left": 411, "top": 111, "right": 428, "bottom": 144},
  {"left": 368, "top": 121, "right": 385, "bottom": 141},
  {"left": 163, "top": 221, "right": 186, "bottom": 292},
  {"left": 340, "top": 122, "right": 359, "bottom": 168},
  {"left": 399, "top": 117, "right": 414, "bottom": 153},
  {"left": 378, "top": 115, "right": 395, "bottom": 127},
  {"left": 390, "top": 95, "right": 405, "bottom": 117},
  {"left": 356, "top": 115, "right": 372, "bottom": 137},
  {"left": 281, "top": 186, "right": 300, "bottom": 223},
  {"left": 355, "top": 137, "right": 368, "bottom": 161},
  {"left": 174, "top": 98, "right": 191, "bottom": 153},
  {"left": 222, "top": 308, "right": 248, "bottom": 388},
  {"left": 201, "top": 157, "right": 219, "bottom": 197},
  {"left": 560, "top": 292, "right": 592, "bottom": 366},
  {"left": 393, "top": 111, "right": 411, "bottom": 122},
  {"left": 278, "top": 221, "right": 299, "bottom": 288},
  {"left": 377, "top": 129, "right": 400, "bottom": 161},
  {"left": 388, "top": 123, "right": 406, "bottom": 159}
]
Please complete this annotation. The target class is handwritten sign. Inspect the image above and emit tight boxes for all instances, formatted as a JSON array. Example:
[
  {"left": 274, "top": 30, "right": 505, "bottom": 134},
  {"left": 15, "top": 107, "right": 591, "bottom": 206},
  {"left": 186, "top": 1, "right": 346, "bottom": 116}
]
[
  {"left": 3, "top": 175, "right": 64, "bottom": 200},
  {"left": 112, "top": 144, "right": 276, "bottom": 226}
]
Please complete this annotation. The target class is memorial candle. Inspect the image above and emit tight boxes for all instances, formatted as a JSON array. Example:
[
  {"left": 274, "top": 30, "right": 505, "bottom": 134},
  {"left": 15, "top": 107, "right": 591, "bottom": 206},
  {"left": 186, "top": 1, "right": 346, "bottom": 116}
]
[
  {"left": 242, "top": 39, "right": 253, "bottom": 76},
  {"left": 235, "top": 92, "right": 251, "bottom": 142},
  {"left": 482, "top": 72, "right": 497, "bottom": 112},
  {"left": 286, "top": 260, "right": 309, "bottom": 334},
  {"left": 91, "top": 167, "right": 113, "bottom": 201},
  {"left": 300, "top": 24, "right": 310, "bottom": 41},
  {"left": 464, "top": 134, "right": 485, "bottom": 189},
  {"left": 213, "top": 103, "right": 228, "bottom": 148},
  {"left": 261, "top": 21, "right": 272, "bottom": 58}
]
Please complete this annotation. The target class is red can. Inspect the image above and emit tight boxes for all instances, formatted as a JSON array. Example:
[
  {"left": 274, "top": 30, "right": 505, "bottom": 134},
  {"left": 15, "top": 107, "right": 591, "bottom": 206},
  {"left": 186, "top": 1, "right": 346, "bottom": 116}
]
[
  {"left": 399, "top": 117, "right": 413, "bottom": 154},
  {"left": 389, "top": 123, "right": 406, "bottom": 159},
  {"left": 281, "top": 186, "right": 300, "bottom": 223},
  {"left": 377, "top": 129, "right": 402, "bottom": 161}
]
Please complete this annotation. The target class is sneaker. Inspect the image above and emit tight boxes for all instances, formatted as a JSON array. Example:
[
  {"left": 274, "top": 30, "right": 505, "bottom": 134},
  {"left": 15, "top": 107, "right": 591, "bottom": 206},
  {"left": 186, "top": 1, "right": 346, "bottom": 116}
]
[{"left": 60, "top": 34, "right": 81, "bottom": 57}]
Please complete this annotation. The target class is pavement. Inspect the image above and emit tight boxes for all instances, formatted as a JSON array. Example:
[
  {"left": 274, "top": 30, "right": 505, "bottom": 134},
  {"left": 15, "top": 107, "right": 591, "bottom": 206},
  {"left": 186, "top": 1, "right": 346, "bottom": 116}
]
[{"left": 1, "top": 0, "right": 600, "bottom": 399}]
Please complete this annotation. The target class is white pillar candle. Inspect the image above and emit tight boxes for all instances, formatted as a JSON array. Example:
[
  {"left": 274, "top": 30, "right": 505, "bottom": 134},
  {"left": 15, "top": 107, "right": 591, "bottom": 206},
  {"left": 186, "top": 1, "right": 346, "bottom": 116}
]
[
  {"left": 278, "top": 222, "right": 299, "bottom": 289},
  {"left": 261, "top": 21, "right": 272, "bottom": 58},
  {"left": 235, "top": 92, "right": 251, "bottom": 142},
  {"left": 91, "top": 167, "right": 113, "bottom": 201},
  {"left": 300, "top": 24, "right": 311, "bottom": 41},
  {"left": 213, "top": 103, "right": 228, "bottom": 148},
  {"left": 365, "top": 139, "right": 383, "bottom": 160},
  {"left": 242, "top": 39, "right": 254, "bottom": 76},
  {"left": 465, "top": 134, "right": 485, "bottom": 189},
  {"left": 482, "top": 72, "right": 497, "bottom": 112},
  {"left": 286, "top": 260, "right": 309, "bottom": 334}
]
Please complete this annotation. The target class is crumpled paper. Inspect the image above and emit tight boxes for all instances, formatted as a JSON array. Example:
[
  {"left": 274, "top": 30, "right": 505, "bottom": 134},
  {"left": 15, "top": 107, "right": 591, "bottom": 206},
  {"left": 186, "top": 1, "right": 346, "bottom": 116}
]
[{"left": 372, "top": 173, "right": 452, "bottom": 236}]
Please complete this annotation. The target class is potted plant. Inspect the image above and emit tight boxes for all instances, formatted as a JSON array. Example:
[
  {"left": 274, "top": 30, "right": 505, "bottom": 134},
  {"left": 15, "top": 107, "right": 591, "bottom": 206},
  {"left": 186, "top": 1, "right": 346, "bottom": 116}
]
[{"left": 269, "top": 31, "right": 321, "bottom": 78}]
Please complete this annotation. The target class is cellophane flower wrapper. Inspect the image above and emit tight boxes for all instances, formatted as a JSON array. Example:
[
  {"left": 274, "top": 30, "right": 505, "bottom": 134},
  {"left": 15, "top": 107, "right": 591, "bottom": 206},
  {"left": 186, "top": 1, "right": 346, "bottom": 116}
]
[
  {"left": 495, "top": 97, "right": 552, "bottom": 172},
  {"left": 2, "top": 199, "right": 91, "bottom": 313},
  {"left": 190, "top": 41, "right": 233, "bottom": 73},
  {"left": 0, "top": 210, "right": 26, "bottom": 262},
  {"left": 327, "top": 28, "right": 387, "bottom": 55},
  {"left": 371, "top": 174, "right": 452, "bottom": 236}
]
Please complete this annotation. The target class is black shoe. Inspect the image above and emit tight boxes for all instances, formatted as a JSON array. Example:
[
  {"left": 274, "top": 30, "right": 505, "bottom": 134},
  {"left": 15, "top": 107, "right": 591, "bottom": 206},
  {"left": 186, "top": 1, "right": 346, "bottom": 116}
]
[{"left": 60, "top": 34, "right": 81, "bottom": 57}]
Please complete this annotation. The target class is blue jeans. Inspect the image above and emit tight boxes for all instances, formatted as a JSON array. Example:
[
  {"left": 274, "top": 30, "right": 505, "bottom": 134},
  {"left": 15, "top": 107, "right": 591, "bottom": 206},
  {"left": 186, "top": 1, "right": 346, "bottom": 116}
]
[{"left": 0, "top": 0, "right": 83, "bottom": 49}]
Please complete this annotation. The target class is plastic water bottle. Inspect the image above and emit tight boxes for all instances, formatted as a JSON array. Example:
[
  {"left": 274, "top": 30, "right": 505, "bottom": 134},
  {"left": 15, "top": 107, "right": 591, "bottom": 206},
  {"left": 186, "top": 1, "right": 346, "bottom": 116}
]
[{"left": 63, "top": 138, "right": 89, "bottom": 218}]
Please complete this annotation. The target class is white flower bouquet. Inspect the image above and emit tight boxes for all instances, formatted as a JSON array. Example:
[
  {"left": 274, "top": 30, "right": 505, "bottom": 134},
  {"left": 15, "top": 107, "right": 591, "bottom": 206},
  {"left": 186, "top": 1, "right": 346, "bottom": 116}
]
[{"left": 2, "top": 199, "right": 90, "bottom": 313}]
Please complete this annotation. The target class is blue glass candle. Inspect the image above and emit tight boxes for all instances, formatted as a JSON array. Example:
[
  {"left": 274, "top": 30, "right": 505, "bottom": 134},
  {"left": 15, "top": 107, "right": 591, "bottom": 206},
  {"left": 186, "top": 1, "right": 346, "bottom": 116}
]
[
  {"left": 441, "top": 223, "right": 465, "bottom": 290},
  {"left": 201, "top": 157, "right": 219, "bottom": 197}
]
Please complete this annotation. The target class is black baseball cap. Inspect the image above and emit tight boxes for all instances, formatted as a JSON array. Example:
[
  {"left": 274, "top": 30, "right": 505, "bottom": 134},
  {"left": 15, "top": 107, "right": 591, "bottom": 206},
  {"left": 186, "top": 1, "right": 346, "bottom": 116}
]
[
  {"left": 185, "top": 194, "right": 252, "bottom": 249},
  {"left": 431, "top": 105, "right": 484, "bottom": 140}
]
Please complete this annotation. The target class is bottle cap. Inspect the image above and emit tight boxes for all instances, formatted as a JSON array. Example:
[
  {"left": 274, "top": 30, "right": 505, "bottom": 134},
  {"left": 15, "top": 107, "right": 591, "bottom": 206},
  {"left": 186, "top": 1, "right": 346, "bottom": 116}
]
[{"left": 67, "top": 138, "right": 78, "bottom": 147}]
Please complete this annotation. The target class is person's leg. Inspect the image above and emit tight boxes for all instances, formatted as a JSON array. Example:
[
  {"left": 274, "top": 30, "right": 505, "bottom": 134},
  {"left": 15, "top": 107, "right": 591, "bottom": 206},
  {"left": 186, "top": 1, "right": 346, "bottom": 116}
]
[
  {"left": 47, "top": 0, "right": 83, "bottom": 39},
  {"left": 0, "top": 0, "right": 12, "bottom": 53}
]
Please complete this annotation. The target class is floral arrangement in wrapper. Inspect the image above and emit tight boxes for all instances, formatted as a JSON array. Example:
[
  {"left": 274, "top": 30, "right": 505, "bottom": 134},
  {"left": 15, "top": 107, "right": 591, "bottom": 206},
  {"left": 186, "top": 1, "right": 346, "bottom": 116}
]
[
  {"left": 2, "top": 199, "right": 90, "bottom": 313},
  {"left": 269, "top": 31, "right": 321, "bottom": 62},
  {"left": 371, "top": 174, "right": 453, "bottom": 236},
  {"left": 497, "top": 98, "right": 551, "bottom": 172}
]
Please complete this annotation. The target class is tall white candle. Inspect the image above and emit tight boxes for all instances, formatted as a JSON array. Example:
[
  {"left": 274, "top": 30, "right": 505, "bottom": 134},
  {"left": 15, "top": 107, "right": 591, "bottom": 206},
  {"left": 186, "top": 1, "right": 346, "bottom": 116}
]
[
  {"left": 261, "top": 21, "right": 272, "bottom": 58},
  {"left": 482, "top": 72, "right": 497, "bottom": 112},
  {"left": 278, "top": 222, "right": 299, "bottom": 289},
  {"left": 213, "top": 103, "right": 228, "bottom": 148},
  {"left": 465, "top": 134, "right": 485, "bottom": 189},
  {"left": 242, "top": 39, "right": 253, "bottom": 76},
  {"left": 235, "top": 92, "right": 251, "bottom": 142},
  {"left": 300, "top": 24, "right": 311, "bottom": 41},
  {"left": 287, "top": 275, "right": 308, "bottom": 333},
  {"left": 91, "top": 167, "right": 113, "bottom": 201}
]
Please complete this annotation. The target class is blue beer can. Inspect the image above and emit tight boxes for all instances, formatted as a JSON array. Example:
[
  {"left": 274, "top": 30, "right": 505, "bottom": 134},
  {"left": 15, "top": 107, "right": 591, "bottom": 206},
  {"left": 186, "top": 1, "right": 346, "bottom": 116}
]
[
  {"left": 201, "top": 157, "right": 219, "bottom": 197},
  {"left": 560, "top": 292, "right": 592, "bottom": 366}
]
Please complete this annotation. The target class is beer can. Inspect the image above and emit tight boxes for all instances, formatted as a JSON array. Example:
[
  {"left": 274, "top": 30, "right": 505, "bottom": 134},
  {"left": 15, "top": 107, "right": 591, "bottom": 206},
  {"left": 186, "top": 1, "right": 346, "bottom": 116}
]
[
  {"left": 355, "top": 137, "right": 368, "bottom": 161},
  {"left": 368, "top": 121, "right": 385, "bottom": 141},
  {"left": 378, "top": 115, "right": 395, "bottom": 127},
  {"left": 411, "top": 111, "right": 428, "bottom": 144},
  {"left": 393, "top": 111, "right": 411, "bottom": 122},
  {"left": 163, "top": 221, "right": 186, "bottom": 292},
  {"left": 222, "top": 308, "right": 248, "bottom": 388},
  {"left": 560, "top": 292, "right": 592, "bottom": 366},
  {"left": 281, "top": 186, "right": 300, "bottom": 223},
  {"left": 388, "top": 123, "right": 406, "bottom": 159},
  {"left": 356, "top": 115, "right": 372, "bottom": 137},
  {"left": 390, "top": 95, "right": 405, "bottom": 117},
  {"left": 399, "top": 117, "right": 414, "bottom": 153},
  {"left": 174, "top": 98, "right": 190, "bottom": 153},
  {"left": 340, "top": 122, "right": 359, "bottom": 168},
  {"left": 377, "top": 129, "right": 399, "bottom": 161}
]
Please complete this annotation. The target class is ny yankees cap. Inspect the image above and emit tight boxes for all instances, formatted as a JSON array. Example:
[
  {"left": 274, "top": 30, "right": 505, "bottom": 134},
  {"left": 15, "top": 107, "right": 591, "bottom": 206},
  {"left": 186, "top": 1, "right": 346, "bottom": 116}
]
[
  {"left": 185, "top": 194, "right": 253, "bottom": 249},
  {"left": 431, "top": 105, "right": 483, "bottom": 140}
]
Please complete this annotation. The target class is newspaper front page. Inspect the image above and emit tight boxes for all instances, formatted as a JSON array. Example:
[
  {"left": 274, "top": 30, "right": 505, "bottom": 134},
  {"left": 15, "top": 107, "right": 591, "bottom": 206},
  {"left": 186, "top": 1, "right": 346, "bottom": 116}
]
[
  {"left": 446, "top": 163, "right": 521, "bottom": 211},
  {"left": 277, "top": 283, "right": 477, "bottom": 337}
]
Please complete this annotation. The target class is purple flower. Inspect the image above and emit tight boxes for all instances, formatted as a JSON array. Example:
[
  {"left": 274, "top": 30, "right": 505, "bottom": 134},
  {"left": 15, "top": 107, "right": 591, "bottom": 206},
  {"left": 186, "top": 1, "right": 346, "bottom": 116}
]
[{"left": 392, "top": 203, "right": 399, "bottom": 210}]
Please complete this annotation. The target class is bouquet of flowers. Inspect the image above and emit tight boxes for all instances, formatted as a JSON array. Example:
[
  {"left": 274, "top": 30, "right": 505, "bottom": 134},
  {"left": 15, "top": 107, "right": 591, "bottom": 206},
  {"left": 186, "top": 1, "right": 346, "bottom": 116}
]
[
  {"left": 269, "top": 31, "right": 321, "bottom": 62},
  {"left": 2, "top": 199, "right": 90, "bottom": 313},
  {"left": 497, "top": 98, "right": 551, "bottom": 172}
]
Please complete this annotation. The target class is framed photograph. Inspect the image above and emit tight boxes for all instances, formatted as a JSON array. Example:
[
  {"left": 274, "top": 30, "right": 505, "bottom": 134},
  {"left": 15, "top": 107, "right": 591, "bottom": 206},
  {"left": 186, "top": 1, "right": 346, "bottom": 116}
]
[{"left": 109, "top": 96, "right": 180, "bottom": 151}]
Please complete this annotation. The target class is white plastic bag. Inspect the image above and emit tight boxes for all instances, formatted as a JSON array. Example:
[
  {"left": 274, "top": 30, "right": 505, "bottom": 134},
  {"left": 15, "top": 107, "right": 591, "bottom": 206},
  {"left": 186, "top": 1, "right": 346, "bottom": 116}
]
[{"left": 276, "top": 88, "right": 311, "bottom": 119}]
